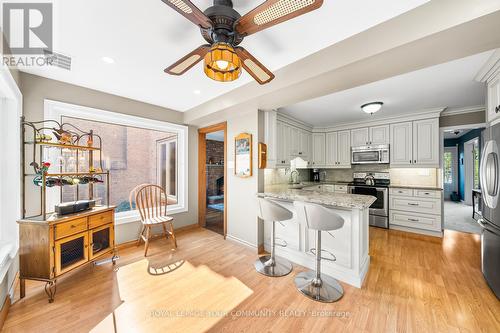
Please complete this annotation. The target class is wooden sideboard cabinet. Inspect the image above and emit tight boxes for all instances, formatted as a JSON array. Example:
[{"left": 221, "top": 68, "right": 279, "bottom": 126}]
[{"left": 17, "top": 206, "right": 116, "bottom": 302}]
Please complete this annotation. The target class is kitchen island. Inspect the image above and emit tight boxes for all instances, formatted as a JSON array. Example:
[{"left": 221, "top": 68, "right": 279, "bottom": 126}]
[{"left": 258, "top": 185, "right": 376, "bottom": 288}]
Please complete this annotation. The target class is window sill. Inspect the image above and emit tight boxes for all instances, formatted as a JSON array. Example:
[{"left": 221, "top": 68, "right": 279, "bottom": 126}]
[{"left": 114, "top": 207, "right": 188, "bottom": 226}]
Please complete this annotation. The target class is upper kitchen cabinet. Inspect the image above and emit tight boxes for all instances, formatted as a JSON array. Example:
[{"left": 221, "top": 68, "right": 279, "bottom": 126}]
[
  {"left": 312, "top": 133, "right": 326, "bottom": 167},
  {"left": 413, "top": 118, "right": 440, "bottom": 166},
  {"left": 325, "top": 130, "right": 351, "bottom": 168},
  {"left": 351, "top": 128, "right": 369, "bottom": 146},
  {"left": 487, "top": 72, "right": 500, "bottom": 124},
  {"left": 351, "top": 125, "right": 389, "bottom": 146},
  {"left": 475, "top": 49, "right": 500, "bottom": 125},
  {"left": 390, "top": 118, "right": 439, "bottom": 167},
  {"left": 390, "top": 122, "right": 413, "bottom": 166},
  {"left": 369, "top": 125, "right": 390, "bottom": 145},
  {"left": 263, "top": 110, "right": 313, "bottom": 168}
]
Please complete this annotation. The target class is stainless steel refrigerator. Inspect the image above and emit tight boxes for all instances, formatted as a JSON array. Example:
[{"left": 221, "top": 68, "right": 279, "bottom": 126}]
[{"left": 479, "top": 123, "right": 500, "bottom": 299}]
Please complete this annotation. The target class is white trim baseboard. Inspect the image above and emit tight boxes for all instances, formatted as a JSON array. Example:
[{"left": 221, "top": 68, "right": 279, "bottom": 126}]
[{"left": 225, "top": 234, "right": 257, "bottom": 249}]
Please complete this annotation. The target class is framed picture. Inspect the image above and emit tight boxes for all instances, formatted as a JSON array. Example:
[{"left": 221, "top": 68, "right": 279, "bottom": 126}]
[{"left": 235, "top": 133, "right": 252, "bottom": 178}]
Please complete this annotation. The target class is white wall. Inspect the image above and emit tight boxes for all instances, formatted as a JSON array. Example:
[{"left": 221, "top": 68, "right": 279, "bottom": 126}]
[{"left": 226, "top": 109, "right": 260, "bottom": 247}]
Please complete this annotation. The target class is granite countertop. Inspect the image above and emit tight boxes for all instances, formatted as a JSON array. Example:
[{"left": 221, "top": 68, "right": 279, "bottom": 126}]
[
  {"left": 389, "top": 185, "right": 443, "bottom": 191},
  {"left": 259, "top": 185, "right": 377, "bottom": 209},
  {"left": 301, "top": 181, "right": 351, "bottom": 186}
]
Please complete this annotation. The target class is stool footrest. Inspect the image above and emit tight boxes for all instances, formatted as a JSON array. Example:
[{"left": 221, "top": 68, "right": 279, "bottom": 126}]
[
  {"left": 274, "top": 237, "right": 287, "bottom": 248},
  {"left": 309, "top": 248, "right": 337, "bottom": 262}
]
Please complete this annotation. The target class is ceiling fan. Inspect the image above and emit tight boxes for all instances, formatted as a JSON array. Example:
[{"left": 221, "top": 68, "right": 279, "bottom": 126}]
[{"left": 161, "top": 0, "right": 324, "bottom": 84}]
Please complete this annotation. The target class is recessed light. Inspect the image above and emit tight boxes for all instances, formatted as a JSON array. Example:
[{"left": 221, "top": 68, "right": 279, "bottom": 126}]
[
  {"left": 193, "top": 90, "right": 201, "bottom": 95},
  {"left": 101, "top": 56, "right": 115, "bottom": 64},
  {"left": 361, "top": 102, "right": 384, "bottom": 114}
]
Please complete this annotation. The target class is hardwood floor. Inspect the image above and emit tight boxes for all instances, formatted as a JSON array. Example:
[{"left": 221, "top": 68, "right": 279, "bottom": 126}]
[
  {"left": 3, "top": 227, "right": 499, "bottom": 333},
  {"left": 205, "top": 208, "right": 224, "bottom": 236}
]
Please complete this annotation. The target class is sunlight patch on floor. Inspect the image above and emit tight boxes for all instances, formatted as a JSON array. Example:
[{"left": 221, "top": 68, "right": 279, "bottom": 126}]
[{"left": 90, "top": 257, "right": 253, "bottom": 333}]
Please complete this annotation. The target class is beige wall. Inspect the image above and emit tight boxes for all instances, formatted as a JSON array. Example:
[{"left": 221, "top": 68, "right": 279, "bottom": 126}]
[
  {"left": 439, "top": 111, "right": 486, "bottom": 128},
  {"left": 19, "top": 72, "right": 198, "bottom": 244}
]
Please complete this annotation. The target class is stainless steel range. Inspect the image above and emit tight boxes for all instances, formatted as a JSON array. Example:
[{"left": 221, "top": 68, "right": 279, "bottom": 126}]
[{"left": 348, "top": 172, "right": 390, "bottom": 228}]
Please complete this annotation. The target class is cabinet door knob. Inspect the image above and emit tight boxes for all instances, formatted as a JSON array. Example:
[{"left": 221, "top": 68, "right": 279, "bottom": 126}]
[
  {"left": 496, "top": 105, "right": 500, "bottom": 113},
  {"left": 414, "top": 160, "right": 417, "bottom": 164}
]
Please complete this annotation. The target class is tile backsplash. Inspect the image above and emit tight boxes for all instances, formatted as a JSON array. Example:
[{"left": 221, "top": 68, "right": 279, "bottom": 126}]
[{"left": 265, "top": 165, "right": 440, "bottom": 188}]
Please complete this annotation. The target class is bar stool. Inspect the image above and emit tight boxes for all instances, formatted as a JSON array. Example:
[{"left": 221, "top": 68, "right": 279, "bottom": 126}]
[
  {"left": 293, "top": 201, "right": 345, "bottom": 302},
  {"left": 255, "top": 197, "right": 294, "bottom": 277}
]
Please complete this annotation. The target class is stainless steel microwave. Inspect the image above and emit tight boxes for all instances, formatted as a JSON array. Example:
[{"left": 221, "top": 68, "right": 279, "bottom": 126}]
[{"left": 351, "top": 145, "right": 390, "bottom": 164}]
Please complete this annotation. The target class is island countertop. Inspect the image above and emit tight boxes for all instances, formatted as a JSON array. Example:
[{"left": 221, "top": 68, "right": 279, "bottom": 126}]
[{"left": 259, "top": 184, "right": 376, "bottom": 209}]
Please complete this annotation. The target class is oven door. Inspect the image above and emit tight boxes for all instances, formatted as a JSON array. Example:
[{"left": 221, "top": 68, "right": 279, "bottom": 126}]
[
  {"left": 349, "top": 186, "right": 388, "bottom": 216},
  {"left": 352, "top": 150, "right": 381, "bottom": 164}
]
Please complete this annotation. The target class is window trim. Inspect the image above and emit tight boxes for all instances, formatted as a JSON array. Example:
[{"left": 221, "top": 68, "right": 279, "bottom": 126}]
[{"left": 44, "top": 99, "right": 189, "bottom": 225}]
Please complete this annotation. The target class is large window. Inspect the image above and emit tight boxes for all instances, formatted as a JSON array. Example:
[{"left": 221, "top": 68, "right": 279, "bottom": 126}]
[{"left": 45, "top": 100, "right": 188, "bottom": 223}]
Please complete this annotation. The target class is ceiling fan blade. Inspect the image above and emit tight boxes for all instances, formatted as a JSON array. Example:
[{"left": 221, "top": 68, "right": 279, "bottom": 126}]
[
  {"left": 235, "top": 47, "right": 275, "bottom": 85},
  {"left": 164, "top": 45, "right": 211, "bottom": 76},
  {"left": 236, "top": 0, "right": 323, "bottom": 36},
  {"left": 160, "top": 0, "right": 213, "bottom": 29}
]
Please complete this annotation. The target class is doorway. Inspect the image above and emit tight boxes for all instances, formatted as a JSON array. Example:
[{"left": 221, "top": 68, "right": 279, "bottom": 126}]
[
  {"left": 198, "top": 123, "right": 227, "bottom": 237},
  {"left": 442, "top": 126, "right": 484, "bottom": 234}
]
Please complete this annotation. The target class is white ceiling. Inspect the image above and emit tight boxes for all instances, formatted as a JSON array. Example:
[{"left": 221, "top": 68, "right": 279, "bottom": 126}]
[
  {"left": 280, "top": 50, "right": 493, "bottom": 127},
  {"left": 19, "top": 0, "right": 429, "bottom": 112}
]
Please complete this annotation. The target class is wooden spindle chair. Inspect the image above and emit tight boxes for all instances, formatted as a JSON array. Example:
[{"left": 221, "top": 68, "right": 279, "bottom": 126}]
[{"left": 135, "top": 184, "right": 177, "bottom": 256}]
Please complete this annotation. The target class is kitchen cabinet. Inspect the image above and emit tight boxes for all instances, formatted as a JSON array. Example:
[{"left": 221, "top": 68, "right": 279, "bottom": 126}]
[
  {"left": 351, "top": 128, "right": 369, "bottom": 146},
  {"left": 389, "top": 188, "right": 442, "bottom": 236},
  {"left": 487, "top": 71, "right": 500, "bottom": 124},
  {"left": 312, "top": 133, "right": 326, "bottom": 167},
  {"left": 298, "top": 129, "right": 311, "bottom": 159},
  {"left": 390, "top": 119, "right": 439, "bottom": 167},
  {"left": 413, "top": 118, "right": 439, "bottom": 166},
  {"left": 351, "top": 125, "right": 389, "bottom": 146},
  {"left": 326, "top": 130, "right": 351, "bottom": 168},
  {"left": 369, "top": 125, "right": 390, "bottom": 145},
  {"left": 276, "top": 121, "right": 289, "bottom": 166}
]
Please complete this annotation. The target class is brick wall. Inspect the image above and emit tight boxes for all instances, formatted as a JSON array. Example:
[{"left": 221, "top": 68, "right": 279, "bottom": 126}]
[{"left": 206, "top": 140, "right": 224, "bottom": 197}]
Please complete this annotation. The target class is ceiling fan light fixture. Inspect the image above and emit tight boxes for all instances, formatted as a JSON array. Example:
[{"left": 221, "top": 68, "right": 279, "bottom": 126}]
[
  {"left": 361, "top": 102, "right": 384, "bottom": 114},
  {"left": 204, "top": 43, "right": 241, "bottom": 82}
]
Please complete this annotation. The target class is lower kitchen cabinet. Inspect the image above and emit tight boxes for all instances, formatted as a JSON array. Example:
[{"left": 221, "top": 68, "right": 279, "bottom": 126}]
[{"left": 389, "top": 188, "right": 443, "bottom": 237}]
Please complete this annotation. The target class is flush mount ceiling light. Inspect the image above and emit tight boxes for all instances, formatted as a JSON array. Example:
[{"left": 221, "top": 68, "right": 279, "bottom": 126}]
[
  {"left": 361, "top": 102, "right": 384, "bottom": 114},
  {"left": 162, "top": 0, "right": 324, "bottom": 84}
]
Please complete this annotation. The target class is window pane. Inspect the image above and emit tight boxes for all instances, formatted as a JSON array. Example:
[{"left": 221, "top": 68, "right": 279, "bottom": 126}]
[{"left": 60, "top": 116, "right": 178, "bottom": 213}]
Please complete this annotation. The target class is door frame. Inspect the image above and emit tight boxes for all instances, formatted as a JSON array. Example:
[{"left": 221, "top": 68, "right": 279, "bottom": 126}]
[
  {"left": 464, "top": 137, "right": 478, "bottom": 205},
  {"left": 198, "top": 122, "right": 227, "bottom": 238},
  {"left": 443, "top": 146, "right": 458, "bottom": 199}
]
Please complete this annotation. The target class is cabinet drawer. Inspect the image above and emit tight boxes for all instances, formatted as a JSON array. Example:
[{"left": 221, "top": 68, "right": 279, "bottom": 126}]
[
  {"left": 390, "top": 211, "right": 441, "bottom": 231},
  {"left": 390, "top": 188, "right": 413, "bottom": 196},
  {"left": 334, "top": 185, "right": 348, "bottom": 193},
  {"left": 414, "top": 189, "right": 441, "bottom": 198},
  {"left": 390, "top": 197, "right": 441, "bottom": 215},
  {"left": 89, "top": 211, "right": 114, "bottom": 229},
  {"left": 55, "top": 217, "right": 88, "bottom": 240}
]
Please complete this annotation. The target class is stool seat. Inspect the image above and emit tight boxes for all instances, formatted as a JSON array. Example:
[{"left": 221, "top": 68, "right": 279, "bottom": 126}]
[
  {"left": 293, "top": 201, "right": 345, "bottom": 303},
  {"left": 255, "top": 197, "right": 294, "bottom": 277}
]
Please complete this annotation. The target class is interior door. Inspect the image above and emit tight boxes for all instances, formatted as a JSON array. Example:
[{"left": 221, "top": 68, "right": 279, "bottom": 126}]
[{"left": 443, "top": 147, "right": 458, "bottom": 200}]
